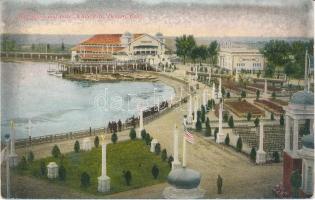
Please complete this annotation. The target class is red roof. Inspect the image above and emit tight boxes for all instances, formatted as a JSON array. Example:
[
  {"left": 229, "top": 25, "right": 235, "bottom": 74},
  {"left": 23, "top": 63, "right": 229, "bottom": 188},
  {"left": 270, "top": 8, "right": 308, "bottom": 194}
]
[{"left": 81, "top": 33, "right": 144, "bottom": 45}]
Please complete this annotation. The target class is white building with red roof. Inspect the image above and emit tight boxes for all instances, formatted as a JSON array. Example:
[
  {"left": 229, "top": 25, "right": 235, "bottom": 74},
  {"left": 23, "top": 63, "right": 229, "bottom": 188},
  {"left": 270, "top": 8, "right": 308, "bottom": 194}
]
[{"left": 71, "top": 32, "right": 172, "bottom": 65}]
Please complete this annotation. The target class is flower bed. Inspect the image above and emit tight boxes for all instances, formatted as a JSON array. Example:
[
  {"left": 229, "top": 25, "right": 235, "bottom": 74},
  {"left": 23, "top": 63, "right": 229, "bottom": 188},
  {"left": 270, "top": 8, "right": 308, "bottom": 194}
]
[
  {"left": 268, "top": 98, "right": 288, "bottom": 106},
  {"left": 249, "top": 83, "right": 282, "bottom": 92},
  {"left": 224, "top": 100, "right": 264, "bottom": 118},
  {"left": 254, "top": 99, "right": 284, "bottom": 115}
]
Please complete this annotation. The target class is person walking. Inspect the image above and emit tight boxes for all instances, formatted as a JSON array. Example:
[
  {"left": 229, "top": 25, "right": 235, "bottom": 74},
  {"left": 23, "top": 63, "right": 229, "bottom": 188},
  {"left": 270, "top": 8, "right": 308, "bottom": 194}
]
[{"left": 217, "top": 174, "right": 223, "bottom": 194}]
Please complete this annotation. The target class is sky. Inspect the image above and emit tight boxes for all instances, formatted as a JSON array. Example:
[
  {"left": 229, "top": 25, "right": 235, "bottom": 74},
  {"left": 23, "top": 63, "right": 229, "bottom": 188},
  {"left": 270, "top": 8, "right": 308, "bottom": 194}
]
[{"left": 1, "top": 0, "right": 314, "bottom": 37}]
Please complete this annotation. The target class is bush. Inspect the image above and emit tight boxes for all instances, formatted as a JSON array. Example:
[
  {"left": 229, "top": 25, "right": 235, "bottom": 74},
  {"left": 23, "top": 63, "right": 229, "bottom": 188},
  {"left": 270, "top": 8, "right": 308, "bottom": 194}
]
[
  {"left": 271, "top": 112, "right": 275, "bottom": 120},
  {"left": 223, "top": 113, "right": 228, "bottom": 122},
  {"left": 141, "top": 129, "right": 147, "bottom": 140},
  {"left": 94, "top": 136, "right": 99, "bottom": 148},
  {"left": 207, "top": 99, "right": 212, "bottom": 110},
  {"left": 19, "top": 156, "right": 28, "bottom": 170},
  {"left": 254, "top": 117, "right": 260, "bottom": 127},
  {"left": 145, "top": 133, "right": 152, "bottom": 145},
  {"left": 80, "top": 172, "right": 90, "bottom": 188},
  {"left": 161, "top": 149, "right": 167, "bottom": 161},
  {"left": 58, "top": 165, "right": 66, "bottom": 181},
  {"left": 201, "top": 105, "right": 206, "bottom": 123},
  {"left": 168, "top": 156, "right": 174, "bottom": 168},
  {"left": 247, "top": 112, "right": 252, "bottom": 121},
  {"left": 256, "top": 90, "right": 260, "bottom": 100},
  {"left": 272, "top": 91, "right": 276, "bottom": 99},
  {"left": 52, "top": 145, "right": 61, "bottom": 158},
  {"left": 28, "top": 151, "right": 34, "bottom": 162},
  {"left": 123, "top": 170, "right": 132, "bottom": 185},
  {"left": 226, "top": 91, "right": 230, "bottom": 98},
  {"left": 236, "top": 137, "right": 243, "bottom": 152},
  {"left": 151, "top": 164, "right": 159, "bottom": 179},
  {"left": 74, "top": 140, "right": 80, "bottom": 153},
  {"left": 250, "top": 147, "right": 256, "bottom": 161},
  {"left": 40, "top": 161, "right": 46, "bottom": 176},
  {"left": 228, "top": 116, "right": 234, "bottom": 128},
  {"left": 111, "top": 132, "right": 118, "bottom": 144},
  {"left": 273, "top": 151, "right": 280, "bottom": 163},
  {"left": 225, "top": 134, "right": 230, "bottom": 146},
  {"left": 129, "top": 128, "right": 137, "bottom": 140},
  {"left": 280, "top": 114, "right": 284, "bottom": 126},
  {"left": 195, "top": 120, "right": 202, "bottom": 131},
  {"left": 241, "top": 90, "right": 246, "bottom": 98},
  {"left": 155, "top": 143, "right": 161, "bottom": 155}
]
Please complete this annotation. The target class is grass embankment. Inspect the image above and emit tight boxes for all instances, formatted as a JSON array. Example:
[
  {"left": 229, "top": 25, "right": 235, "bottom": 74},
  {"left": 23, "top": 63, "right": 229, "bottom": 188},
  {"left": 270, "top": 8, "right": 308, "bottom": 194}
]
[{"left": 14, "top": 140, "right": 171, "bottom": 195}]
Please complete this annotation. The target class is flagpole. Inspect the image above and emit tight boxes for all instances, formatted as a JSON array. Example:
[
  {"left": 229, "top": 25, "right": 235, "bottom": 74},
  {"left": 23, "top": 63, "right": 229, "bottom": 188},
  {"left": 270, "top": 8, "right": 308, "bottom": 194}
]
[{"left": 182, "top": 132, "right": 186, "bottom": 168}]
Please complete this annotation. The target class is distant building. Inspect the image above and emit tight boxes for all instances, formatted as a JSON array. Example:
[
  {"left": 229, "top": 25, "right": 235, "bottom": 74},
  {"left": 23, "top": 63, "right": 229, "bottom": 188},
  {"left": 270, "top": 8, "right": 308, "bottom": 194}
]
[
  {"left": 71, "top": 32, "right": 172, "bottom": 65},
  {"left": 218, "top": 48, "right": 265, "bottom": 71}
]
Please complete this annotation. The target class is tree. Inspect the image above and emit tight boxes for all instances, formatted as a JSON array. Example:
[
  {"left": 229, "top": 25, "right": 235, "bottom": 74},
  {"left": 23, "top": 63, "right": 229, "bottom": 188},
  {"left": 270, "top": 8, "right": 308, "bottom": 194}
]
[
  {"left": 228, "top": 116, "right": 234, "bottom": 128},
  {"left": 256, "top": 90, "right": 260, "bottom": 100},
  {"left": 225, "top": 134, "right": 230, "bottom": 146},
  {"left": 247, "top": 112, "right": 252, "bottom": 121},
  {"left": 221, "top": 87, "right": 226, "bottom": 97},
  {"left": 208, "top": 41, "right": 220, "bottom": 67},
  {"left": 52, "top": 145, "right": 61, "bottom": 158},
  {"left": 145, "top": 133, "right": 152, "bottom": 145},
  {"left": 94, "top": 136, "right": 99, "bottom": 148},
  {"left": 195, "top": 119, "right": 202, "bottom": 131},
  {"left": 273, "top": 151, "right": 280, "bottom": 163},
  {"left": 31, "top": 43, "right": 35, "bottom": 51},
  {"left": 28, "top": 151, "right": 34, "bottom": 162},
  {"left": 58, "top": 165, "right": 66, "bottom": 181},
  {"left": 111, "top": 132, "right": 118, "bottom": 144},
  {"left": 261, "top": 40, "right": 291, "bottom": 70},
  {"left": 290, "top": 170, "right": 302, "bottom": 198},
  {"left": 280, "top": 114, "right": 285, "bottom": 126},
  {"left": 151, "top": 164, "right": 159, "bottom": 179},
  {"left": 74, "top": 140, "right": 80, "bottom": 153},
  {"left": 129, "top": 128, "right": 137, "bottom": 140},
  {"left": 175, "top": 34, "right": 196, "bottom": 64},
  {"left": 226, "top": 92, "right": 230, "bottom": 98},
  {"left": 168, "top": 156, "right": 174, "bottom": 168},
  {"left": 264, "top": 63, "right": 275, "bottom": 78},
  {"left": 19, "top": 156, "right": 28, "bottom": 170},
  {"left": 141, "top": 129, "right": 147, "bottom": 140},
  {"left": 201, "top": 105, "right": 206, "bottom": 123},
  {"left": 46, "top": 44, "right": 50, "bottom": 52},
  {"left": 284, "top": 62, "right": 299, "bottom": 82},
  {"left": 61, "top": 41, "right": 65, "bottom": 51},
  {"left": 250, "top": 147, "right": 256, "bottom": 161},
  {"left": 241, "top": 91, "right": 246, "bottom": 99},
  {"left": 161, "top": 149, "right": 167, "bottom": 161},
  {"left": 254, "top": 117, "right": 260, "bottom": 128},
  {"left": 123, "top": 170, "right": 132, "bottom": 185},
  {"left": 191, "top": 45, "right": 208, "bottom": 64},
  {"left": 272, "top": 91, "right": 276, "bottom": 99},
  {"left": 236, "top": 137, "right": 243, "bottom": 152},
  {"left": 155, "top": 143, "right": 161, "bottom": 155},
  {"left": 271, "top": 112, "right": 275, "bottom": 120},
  {"left": 207, "top": 99, "right": 212, "bottom": 110},
  {"left": 223, "top": 113, "right": 228, "bottom": 122},
  {"left": 40, "top": 161, "right": 46, "bottom": 176},
  {"left": 80, "top": 172, "right": 90, "bottom": 187}
]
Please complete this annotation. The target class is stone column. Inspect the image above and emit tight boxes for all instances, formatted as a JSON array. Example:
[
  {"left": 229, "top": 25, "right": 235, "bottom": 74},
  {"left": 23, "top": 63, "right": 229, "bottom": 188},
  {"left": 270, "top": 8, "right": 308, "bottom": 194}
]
[
  {"left": 139, "top": 108, "right": 144, "bottom": 138},
  {"left": 9, "top": 121, "right": 18, "bottom": 167},
  {"left": 193, "top": 96, "right": 198, "bottom": 123},
  {"left": 285, "top": 115, "right": 291, "bottom": 151},
  {"left": 187, "top": 95, "right": 193, "bottom": 124},
  {"left": 182, "top": 130, "right": 187, "bottom": 168},
  {"left": 218, "top": 77, "right": 222, "bottom": 99},
  {"left": 98, "top": 143, "right": 111, "bottom": 193},
  {"left": 256, "top": 121, "right": 266, "bottom": 164},
  {"left": 212, "top": 83, "right": 216, "bottom": 99},
  {"left": 216, "top": 103, "right": 225, "bottom": 143},
  {"left": 235, "top": 70, "right": 239, "bottom": 82},
  {"left": 172, "top": 125, "right": 181, "bottom": 170},
  {"left": 264, "top": 79, "right": 268, "bottom": 98},
  {"left": 293, "top": 119, "right": 299, "bottom": 154}
]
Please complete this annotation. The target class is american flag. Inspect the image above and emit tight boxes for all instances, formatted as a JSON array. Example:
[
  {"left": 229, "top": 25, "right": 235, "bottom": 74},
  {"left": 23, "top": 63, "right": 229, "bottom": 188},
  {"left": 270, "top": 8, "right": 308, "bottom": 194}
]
[{"left": 183, "top": 121, "right": 194, "bottom": 144}]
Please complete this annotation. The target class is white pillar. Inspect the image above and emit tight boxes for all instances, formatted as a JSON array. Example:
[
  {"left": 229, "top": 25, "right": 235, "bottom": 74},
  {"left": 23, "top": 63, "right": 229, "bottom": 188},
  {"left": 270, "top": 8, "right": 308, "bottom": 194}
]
[
  {"left": 98, "top": 142, "right": 110, "bottom": 193},
  {"left": 193, "top": 96, "right": 198, "bottom": 123},
  {"left": 212, "top": 83, "right": 216, "bottom": 99},
  {"left": 285, "top": 115, "right": 290, "bottom": 151},
  {"left": 172, "top": 125, "right": 181, "bottom": 170},
  {"left": 218, "top": 77, "right": 222, "bottom": 99},
  {"left": 235, "top": 70, "right": 239, "bottom": 82},
  {"left": 187, "top": 95, "right": 193, "bottom": 124},
  {"left": 256, "top": 121, "right": 266, "bottom": 164},
  {"left": 208, "top": 71, "right": 211, "bottom": 84},
  {"left": 293, "top": 119, "right": 299, "bottom": 154},
  {"left": 9, "top": 121, "right": 18, "bottom": 167},
  {"left": 216, "top": 103, "right": 225, "bottom": 143},
  {"left": 264, "top": 79, "right": 268, "bottom": 98},
  {"left": 182, "top": 131, "right": 187, "bottom": 168}
]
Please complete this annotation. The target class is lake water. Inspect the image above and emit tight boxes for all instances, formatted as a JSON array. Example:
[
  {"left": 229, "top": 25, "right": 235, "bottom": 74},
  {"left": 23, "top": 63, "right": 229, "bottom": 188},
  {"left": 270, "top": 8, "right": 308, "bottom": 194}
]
[{"left": 1, "top": 62, "right": 175, "bottom": 139}]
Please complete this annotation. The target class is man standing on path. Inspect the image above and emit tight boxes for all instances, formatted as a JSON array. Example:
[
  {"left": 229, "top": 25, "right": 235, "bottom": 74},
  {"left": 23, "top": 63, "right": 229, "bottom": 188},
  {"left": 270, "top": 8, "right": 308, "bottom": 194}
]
[{"left": 217, "top": 174, "right": 223, "bottom": 194}]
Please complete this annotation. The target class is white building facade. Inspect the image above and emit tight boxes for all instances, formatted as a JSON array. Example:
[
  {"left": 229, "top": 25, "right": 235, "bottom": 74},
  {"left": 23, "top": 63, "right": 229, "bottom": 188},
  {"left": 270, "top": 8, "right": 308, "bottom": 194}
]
[{"left": 218, "top": 48, "right": 265, "bottom": 71}]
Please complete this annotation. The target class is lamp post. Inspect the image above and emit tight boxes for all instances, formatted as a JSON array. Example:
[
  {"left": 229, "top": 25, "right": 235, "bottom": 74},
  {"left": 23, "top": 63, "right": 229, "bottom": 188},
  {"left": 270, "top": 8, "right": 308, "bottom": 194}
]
[{"left": 5, "top": 134, "right": 11, "bottom": 198}]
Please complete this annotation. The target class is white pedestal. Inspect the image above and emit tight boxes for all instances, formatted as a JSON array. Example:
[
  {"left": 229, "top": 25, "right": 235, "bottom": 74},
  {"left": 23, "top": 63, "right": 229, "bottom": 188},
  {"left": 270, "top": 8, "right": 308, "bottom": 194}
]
[
  {"left": 216, "top": 133, "right": 225, "bottom": 144},
  {"left": 47, "top": 162, "right": 58, "bottom": 179},
  {"left": 150, "top": 139, "right": 158, "bottom": 153},
  {"left": 98, "top": 175, "right": 111, "bottom": 193},
  {"left": 256, "top": 151, "right": 267, "bottom": 164},
  {"left": 163, "top": 186, "right": 205, "bottom": 199},
  {"left": 9, "top": 154, "right": 19, "bottom": 167},
  {"left": 137, "top": 128, "right": 142, "bottom": 139},
  {"left": 171, "top": 160, "right": 182, "bottom": 171}
]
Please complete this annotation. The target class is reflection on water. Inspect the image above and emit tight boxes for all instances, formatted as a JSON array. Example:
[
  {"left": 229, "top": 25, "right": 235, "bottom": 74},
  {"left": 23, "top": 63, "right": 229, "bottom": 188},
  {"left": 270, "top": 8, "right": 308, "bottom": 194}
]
[{"left": 1, "top": 62, "right": 175, "bottom": 139}]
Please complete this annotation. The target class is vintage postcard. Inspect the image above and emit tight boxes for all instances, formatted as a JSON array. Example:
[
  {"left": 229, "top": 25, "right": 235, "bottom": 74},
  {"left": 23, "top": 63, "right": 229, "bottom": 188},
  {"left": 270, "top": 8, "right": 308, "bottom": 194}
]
[{"left": 1, "top": 0, "right": 314, "bottom": 199}]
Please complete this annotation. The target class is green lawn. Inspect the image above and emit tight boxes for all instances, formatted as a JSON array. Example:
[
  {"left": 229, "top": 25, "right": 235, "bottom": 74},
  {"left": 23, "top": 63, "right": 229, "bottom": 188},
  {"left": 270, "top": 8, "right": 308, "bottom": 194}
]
[{"left": 16, "top": 139, "right": 171, "bottom": 195}]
